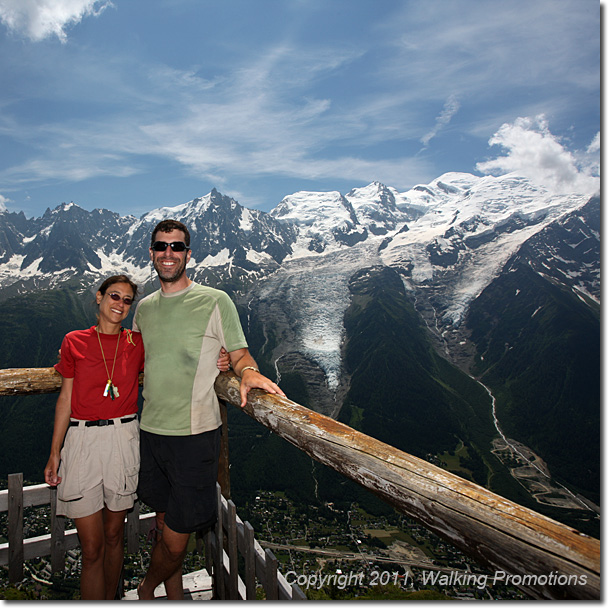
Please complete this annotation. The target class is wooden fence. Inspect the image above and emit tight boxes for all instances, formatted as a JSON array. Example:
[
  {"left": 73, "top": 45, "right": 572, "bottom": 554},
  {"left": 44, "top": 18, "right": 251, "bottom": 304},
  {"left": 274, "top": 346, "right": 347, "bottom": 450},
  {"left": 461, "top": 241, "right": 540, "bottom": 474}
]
[{"left": 0, "top": 473, "right": 305, "bottom": 600}]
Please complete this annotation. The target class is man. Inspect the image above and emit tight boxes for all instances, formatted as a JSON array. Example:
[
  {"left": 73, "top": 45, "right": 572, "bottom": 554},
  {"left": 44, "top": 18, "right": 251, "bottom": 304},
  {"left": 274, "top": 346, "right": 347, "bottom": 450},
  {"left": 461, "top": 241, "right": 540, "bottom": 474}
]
[{"left": 134, "top": 219, "right": 285, "bottom": 600}]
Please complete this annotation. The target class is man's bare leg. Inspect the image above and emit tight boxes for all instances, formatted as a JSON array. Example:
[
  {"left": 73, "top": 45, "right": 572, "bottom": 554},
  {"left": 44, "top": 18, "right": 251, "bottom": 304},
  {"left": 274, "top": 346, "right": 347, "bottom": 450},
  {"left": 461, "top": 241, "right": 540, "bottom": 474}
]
[
  {"left": 156, "top": 513, "right": 184, "bottom": 600},
  {"left": 138, "top": 513, "right": 188, "bottom": 600}
]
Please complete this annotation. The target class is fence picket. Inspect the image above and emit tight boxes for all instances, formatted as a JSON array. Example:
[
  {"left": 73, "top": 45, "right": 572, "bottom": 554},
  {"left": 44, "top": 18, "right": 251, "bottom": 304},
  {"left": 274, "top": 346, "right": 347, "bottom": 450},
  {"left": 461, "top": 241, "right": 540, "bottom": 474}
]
[
  {"left": 8, "top": 473, "right": 24, "bottom": 584},
  {"left": 49, "top": 488, "right": 66, "bottom": 573},
  {"left": 227, "top": 500, "right": 238, "bottom": 599}
]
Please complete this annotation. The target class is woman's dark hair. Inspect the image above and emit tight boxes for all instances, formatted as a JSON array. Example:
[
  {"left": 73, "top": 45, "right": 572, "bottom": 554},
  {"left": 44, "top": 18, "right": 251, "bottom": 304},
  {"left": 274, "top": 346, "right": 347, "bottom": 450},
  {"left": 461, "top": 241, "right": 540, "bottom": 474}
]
[
  {"left": 97, "top": 275, "right": 139, "bottom": 301},
  {"left": 151, "top": 219, "right": 191, "bottom": 247}
]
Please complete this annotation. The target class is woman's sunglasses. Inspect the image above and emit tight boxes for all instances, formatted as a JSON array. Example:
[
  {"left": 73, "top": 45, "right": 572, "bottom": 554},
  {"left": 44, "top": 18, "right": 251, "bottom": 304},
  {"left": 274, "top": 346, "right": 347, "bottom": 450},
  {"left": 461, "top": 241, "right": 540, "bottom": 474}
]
[
  {"left": 107, "top": 292, "right": 134, "bottom": 306},
  {"left": 151, "top": 241, "right": 189, "bottom": 252}
]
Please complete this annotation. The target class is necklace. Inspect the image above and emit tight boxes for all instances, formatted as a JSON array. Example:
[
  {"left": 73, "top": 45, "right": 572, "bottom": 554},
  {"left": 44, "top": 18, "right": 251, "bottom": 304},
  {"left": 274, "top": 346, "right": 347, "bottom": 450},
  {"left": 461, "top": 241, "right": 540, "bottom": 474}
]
[{"left": 96, "top": 327, "right": 121, "bottom": 400}]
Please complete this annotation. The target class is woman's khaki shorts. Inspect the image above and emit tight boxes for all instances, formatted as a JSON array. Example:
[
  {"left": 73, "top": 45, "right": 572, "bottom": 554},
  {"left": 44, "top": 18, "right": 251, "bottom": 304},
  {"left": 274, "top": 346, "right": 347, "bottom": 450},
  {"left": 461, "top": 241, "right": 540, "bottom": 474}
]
[{"left": 56, "top": 417, "right": 140, "bottom": 519}]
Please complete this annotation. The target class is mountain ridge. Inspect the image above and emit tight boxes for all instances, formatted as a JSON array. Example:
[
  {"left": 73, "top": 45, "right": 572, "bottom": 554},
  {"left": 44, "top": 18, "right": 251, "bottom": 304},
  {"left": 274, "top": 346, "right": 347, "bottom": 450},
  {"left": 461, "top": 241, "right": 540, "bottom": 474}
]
[{"left": 0, "top": 172, "right": 600, "bottom": 530}]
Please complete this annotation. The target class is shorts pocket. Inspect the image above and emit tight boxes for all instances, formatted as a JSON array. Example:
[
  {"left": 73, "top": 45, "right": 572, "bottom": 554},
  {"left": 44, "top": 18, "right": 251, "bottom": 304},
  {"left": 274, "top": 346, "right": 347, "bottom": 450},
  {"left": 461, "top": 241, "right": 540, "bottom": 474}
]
[
  {"left": 115, "top": 420, "right": 140, "bottom": 496},
  {"left": 122, "top": 465, "right": 140, "bottom": 495},
  {"left": 57, "top": 428, "right": 85, "bottom": 502}
]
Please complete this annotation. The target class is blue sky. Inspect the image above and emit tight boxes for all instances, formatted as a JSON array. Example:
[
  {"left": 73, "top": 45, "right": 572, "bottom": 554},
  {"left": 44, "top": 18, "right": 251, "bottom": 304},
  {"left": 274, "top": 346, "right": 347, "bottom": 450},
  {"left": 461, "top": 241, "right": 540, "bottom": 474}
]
[{"left": 0, "top": 0, "right": 600, "bottom": 218}]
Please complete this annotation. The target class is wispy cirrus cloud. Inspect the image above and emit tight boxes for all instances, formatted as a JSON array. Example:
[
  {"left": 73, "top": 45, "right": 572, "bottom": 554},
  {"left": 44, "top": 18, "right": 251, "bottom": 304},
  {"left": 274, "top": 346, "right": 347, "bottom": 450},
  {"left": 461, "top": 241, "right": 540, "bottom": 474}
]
[
  {"left": 420, "top": 95, "right": 460, "bottom": 147},
  {"left": 380, "top": 0, "right": 599, "bottom": 95},
  {"left": 0, "top": 36, "right": 430, "bottom": 191}
]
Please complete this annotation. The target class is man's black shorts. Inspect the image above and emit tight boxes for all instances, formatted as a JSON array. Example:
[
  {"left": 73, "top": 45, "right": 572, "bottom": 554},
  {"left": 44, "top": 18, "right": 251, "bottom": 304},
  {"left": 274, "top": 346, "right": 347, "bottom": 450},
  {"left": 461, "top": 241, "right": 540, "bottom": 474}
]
[{"left": 137, "top": 427, "right": 221, "bottom": 534}]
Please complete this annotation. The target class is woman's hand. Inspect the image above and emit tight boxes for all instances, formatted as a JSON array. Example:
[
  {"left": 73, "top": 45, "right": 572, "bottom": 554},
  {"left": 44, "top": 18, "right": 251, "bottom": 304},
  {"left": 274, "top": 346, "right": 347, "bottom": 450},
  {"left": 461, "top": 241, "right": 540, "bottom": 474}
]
[
  {"left": 217, "top": 347, "right": 231, "bottom": 371},
  {"left": 44, "top": 454, "right": 61, "bottom": 487},
  {"left": 45, "top": 376, "right": 72, "bottom": 487}
]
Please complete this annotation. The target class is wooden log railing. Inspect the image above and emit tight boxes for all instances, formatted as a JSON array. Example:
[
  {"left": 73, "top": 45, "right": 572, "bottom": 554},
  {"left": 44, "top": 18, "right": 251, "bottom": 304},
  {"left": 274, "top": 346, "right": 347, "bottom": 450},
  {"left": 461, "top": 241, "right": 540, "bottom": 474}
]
[{"left": 0, "top": 367, "right": 601, "bottom": 600}]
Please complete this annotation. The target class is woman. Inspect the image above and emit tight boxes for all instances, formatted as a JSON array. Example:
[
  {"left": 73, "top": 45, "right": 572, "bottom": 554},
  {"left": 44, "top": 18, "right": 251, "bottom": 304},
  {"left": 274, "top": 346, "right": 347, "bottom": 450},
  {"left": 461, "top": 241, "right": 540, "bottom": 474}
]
[
  {"left": 44, "top": 274, "right": 231, "bottom": 599},
  {"left": 44, "top": 275, "right": 144, "bottom": 600}
]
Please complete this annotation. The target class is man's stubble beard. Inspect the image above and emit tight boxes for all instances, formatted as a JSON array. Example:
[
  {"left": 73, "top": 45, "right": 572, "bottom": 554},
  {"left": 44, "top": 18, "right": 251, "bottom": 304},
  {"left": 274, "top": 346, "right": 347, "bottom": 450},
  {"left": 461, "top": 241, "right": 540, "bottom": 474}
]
[{"left": 153, "top": 255, "right": 188, "bottom": 283}]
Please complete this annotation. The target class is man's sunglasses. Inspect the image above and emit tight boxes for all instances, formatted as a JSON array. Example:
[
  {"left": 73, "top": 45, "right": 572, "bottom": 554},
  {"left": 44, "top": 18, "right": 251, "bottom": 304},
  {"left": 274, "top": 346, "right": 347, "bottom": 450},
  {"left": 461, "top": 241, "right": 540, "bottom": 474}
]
[
  {"left": 151, "top": 241, "right": 189, "bottom": 252},
  {"left": 108, "top": 292, "right": 134, "bottom": 306}
]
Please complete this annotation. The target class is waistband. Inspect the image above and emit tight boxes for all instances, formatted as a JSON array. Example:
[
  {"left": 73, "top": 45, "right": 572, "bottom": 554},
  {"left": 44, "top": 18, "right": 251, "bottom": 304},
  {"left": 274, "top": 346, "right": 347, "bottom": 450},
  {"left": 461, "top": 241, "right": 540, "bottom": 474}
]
[{"left": 69, "top": 415, "right": 138, "bottom": 427}]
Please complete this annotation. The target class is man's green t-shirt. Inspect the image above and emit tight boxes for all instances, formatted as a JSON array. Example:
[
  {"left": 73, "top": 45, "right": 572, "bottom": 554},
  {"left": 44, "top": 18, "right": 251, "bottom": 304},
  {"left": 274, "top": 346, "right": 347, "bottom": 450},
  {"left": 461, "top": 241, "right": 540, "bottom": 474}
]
[{"left": 133, "top": 282, "right": 248, "bottom": 436}]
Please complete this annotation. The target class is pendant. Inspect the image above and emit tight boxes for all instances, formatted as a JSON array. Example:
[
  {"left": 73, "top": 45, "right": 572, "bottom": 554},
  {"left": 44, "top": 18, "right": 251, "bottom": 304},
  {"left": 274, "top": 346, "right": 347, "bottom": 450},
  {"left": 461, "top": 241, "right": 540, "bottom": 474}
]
[
  {"left": 112, "top": 385, "right": 120, "bottom": 399},
  {"left": 103, "top": 380, "right": 111, "bottom": 397}
]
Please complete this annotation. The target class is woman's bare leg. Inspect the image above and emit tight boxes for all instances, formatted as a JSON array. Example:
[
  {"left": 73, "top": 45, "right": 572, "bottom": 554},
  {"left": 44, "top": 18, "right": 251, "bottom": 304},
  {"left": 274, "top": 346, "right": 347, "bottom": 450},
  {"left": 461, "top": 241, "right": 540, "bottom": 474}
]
[
  {"left": 74, "top": 511, "right": 105, "bottom": 600},
  {"left": 102, "top": 507, "right": 128, "bottom": 599}
]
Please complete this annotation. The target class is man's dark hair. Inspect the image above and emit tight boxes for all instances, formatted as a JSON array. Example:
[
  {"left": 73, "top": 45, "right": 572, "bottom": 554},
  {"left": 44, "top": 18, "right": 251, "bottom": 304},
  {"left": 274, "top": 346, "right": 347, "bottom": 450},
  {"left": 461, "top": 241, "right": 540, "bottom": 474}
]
[{"left": 151, "top": 219, "right": 191, "bottom": 248}]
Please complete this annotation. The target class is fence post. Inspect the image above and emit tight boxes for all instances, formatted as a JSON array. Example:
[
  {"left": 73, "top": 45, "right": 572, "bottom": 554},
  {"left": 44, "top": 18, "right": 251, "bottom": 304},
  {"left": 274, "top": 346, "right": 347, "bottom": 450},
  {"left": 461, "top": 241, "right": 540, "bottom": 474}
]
[
  {"left": 213, "top": 484, "right": 225, "bottom": 600},
  {"left": 264, "top": 548, "right": 278, "bottom": 600},
  {"left": 126, "top": 501, "right": 139, "bottom": 555},
  {"left": 218, "top": 402, "right": 231, "bottom": 499},
  {"left": 49, "top": 487, "right": 66, "bottom": 574},
  {"left": 292, "top": 582, "right": 307, "bottom": 599},
  {"left": 204, "top": 529, "right": 214, "bottom": 594},
  {"left": 8, "top": 473, "right": 24, "bottom": 583},
  {"left": 227, "top": 500, "right": 238, "bottom": 599},
  {"left": 244, "top": 521, "right": 256, "bottom": 600}
]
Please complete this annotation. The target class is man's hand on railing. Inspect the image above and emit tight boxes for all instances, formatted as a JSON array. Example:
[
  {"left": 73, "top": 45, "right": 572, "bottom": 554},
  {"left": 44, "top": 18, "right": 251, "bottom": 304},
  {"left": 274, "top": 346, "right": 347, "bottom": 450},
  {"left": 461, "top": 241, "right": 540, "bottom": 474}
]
[{"left": 238, "top": 368, "right": 285, "bottom": 408}]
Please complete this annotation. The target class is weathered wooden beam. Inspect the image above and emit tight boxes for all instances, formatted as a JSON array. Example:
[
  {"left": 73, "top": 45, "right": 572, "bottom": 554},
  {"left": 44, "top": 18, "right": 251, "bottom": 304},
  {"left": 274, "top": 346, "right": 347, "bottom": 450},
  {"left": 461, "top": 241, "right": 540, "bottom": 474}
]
[
  {"left": 214, "top": 372, "right": 600, "bottom": 600},
  {"left": 0, "top": 368, "right": 144, "bottom": 395},
  {"left": 0, "top": 483, "right": 51, "bottom": 512},
  {"left": 0, "top": 368, "right": 63, "bottom": 395},
  {"left": 0, "top": 528, "right": 80, "bottom": 567},
  {"left": 0, "top": 511, "right": 155, "bottom": 567}
]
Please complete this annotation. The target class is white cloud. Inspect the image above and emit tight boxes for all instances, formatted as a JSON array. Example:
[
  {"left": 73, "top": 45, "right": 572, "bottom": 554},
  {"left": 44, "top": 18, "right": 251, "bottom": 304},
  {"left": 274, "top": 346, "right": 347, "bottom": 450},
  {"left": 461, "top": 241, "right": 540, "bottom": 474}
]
[
  {"left": 587, "top": 131, "right": 600, "bottom": 154},
  {"left": 476, "top": 116, "right": 600, "bottom": 195},
  {"left": 0, "top": 0, "right": 110, "bottom": 42},
  {"left": 420, "top": 94, "right": 460, "bottom": 147},
  {"left": 0, "top": 194, "right": 10, "bottom": 211}
]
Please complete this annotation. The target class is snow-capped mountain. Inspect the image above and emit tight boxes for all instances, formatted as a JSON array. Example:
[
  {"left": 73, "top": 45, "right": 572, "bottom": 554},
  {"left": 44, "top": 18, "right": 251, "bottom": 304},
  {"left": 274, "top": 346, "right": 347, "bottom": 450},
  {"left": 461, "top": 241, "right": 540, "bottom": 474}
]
[
  {"left": 0, "top": 172, "right": 598, "bottom": 349},
  {"left": 0, "top": 188, "right": 295, "bottom": 296},
  {"left": 271, "top": 189, "right": 368, "bottom": 254},
  {"left": 380, "top": 172, "right": 596, "bottom": 326},
  {"left": 270, "top": 181, "right": 425, "bottom": 257},
  {"left": 0, "top": 171, "right": 600, "bottom": 515}
]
